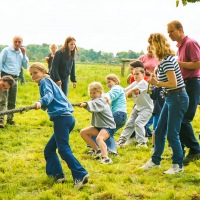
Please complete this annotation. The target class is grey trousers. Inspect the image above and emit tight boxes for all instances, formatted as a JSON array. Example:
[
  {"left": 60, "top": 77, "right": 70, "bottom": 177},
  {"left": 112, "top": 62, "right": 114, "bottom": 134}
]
[{"left": 119, "top": 107, "right": 152, "bottom": 144}]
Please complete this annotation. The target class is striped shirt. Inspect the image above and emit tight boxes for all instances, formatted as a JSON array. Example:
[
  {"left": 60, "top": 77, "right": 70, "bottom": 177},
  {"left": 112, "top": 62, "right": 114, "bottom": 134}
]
[{"left": 157, "top": 55, "right": 185, "bottom": 91}]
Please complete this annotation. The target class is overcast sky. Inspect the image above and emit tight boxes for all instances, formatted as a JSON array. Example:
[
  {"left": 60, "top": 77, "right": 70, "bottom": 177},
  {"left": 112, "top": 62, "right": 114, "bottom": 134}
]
[{"left": 1, "top": 0, "right": 200, "bottom": 54}]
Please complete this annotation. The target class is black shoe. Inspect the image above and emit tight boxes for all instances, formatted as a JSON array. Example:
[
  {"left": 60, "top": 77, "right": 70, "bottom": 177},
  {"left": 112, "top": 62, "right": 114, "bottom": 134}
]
[
  {"left": 7, "top": 120, "right": 16, "bottom": 125},
  {"left": 183, "top": 153, "right": 200, "bottom": 166},
  {"left": 74, "top": 174, "right": 89, "bottom": 189}
]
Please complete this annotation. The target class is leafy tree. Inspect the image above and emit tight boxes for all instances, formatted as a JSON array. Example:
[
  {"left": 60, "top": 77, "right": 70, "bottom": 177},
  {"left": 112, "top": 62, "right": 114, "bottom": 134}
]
[{"left": 176, "top": 0, "right": 200, "bottom": 6}]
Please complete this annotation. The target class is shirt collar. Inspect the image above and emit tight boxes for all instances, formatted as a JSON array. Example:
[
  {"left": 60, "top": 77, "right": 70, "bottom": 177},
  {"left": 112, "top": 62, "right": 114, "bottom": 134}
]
[{"left": 176, "top": 36, "right": 188, "bottom": 48}]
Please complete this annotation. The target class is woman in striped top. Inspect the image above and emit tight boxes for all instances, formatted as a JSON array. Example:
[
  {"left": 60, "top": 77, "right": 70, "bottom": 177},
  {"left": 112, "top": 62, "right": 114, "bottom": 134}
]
[{"left": 141, "top": 33, "right": 189, "bottom": 174}]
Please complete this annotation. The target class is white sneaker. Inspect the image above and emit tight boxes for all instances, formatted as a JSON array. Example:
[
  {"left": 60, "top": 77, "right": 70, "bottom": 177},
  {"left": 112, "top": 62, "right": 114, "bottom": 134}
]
[
  {"left": 100, "top": 157, "right": 113, "bottom": 164},
  {"left": 141, "top": 159, "right": 160, "bottom": 170},
  {"left": 124, "top": 137, "right": 136, "bottom": 146},
  {"left": 116, "top": 139, "right": 126, "bottom": 148},
  {"left": 136, "top": 142, "right": 148, "bottom": 148},
  {"left": 164, "top": 164, "right": 184, "bottom": 174},
  {"left": 92, "top": 150, "right": 101, "bottom": 159}
]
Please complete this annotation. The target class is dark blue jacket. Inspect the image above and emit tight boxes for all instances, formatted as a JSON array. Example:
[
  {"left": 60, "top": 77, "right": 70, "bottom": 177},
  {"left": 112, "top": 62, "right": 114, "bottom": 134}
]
[{"left": 50, "top": 50, "right": 76, "bottom": 83}]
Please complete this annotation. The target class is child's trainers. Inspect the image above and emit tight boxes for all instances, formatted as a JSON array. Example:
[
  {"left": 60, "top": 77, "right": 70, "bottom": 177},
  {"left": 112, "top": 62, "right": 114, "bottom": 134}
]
[
  {"left": 116, "top": 139, "right": 126, "bottom": 148},
  {"left": 124, "top": 137, "right": 136, "bottom": 146},
  {"left": 92, "top": 149, "right": 101, "bottom": 159},
  {"left": 100, "top": 157, "right": 113, "bottom": 164},
  {"left": 86, "top": 149, "right": 95, "bottom": 155},
  {"left": 140, "top": 159, "right": 160, "bottom": 170},
  {"left": 164, "top": 164, "right": 184, "bottom": 174},
  {"left": 74, "top": 174, "right": 89, "bottom": 189},
  {"left": 136, "top": 142, "right": 148, "bottom": 148}
]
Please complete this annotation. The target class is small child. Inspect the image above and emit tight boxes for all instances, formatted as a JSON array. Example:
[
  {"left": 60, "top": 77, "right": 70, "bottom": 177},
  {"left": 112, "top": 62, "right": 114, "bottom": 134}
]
[
  {"left": 29, "top": 62, "right": 89, "bottom": 189},
  {"left": 79, "top": 82, "right": 116, "bottom": 164},
  {"left": 117, "top": 67, "right": 153, "bottom": 148},
  {"left": 45, "top": 44, "right": 58, "bottom": 73},
  {"left": 104, "top": 74, "right": 127, "bottom": 154}
]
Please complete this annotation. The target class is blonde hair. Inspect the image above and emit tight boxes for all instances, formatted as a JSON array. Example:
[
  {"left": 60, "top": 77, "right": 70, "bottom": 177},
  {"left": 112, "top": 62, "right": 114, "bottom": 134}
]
[
  {"left": 149, "top": 33, "right": 175, "bottom": 61},
  {"left": 29, "top": 62, "right": 49, "bottom": 78},
  {"left": 106, "top": 74, "right": 120, "bottom": 85},
  {"left": 88, "top": 82, "right": 103, "bottom": 94},
  {"left": 49, "top": 44, "right": 58, "bottom": 51}
]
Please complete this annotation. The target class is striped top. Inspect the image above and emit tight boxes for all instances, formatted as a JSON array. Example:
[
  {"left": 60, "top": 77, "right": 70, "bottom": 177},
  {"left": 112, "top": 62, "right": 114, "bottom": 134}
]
[{"left": 157, "top": 55, "right": 185, "bottom": 91}]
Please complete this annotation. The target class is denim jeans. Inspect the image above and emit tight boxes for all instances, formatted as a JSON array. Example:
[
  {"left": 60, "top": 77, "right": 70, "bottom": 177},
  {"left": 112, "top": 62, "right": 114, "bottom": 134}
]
[
  {"left": 180, "top": 79, "right": 200, "bottom": 155},
  {"left": 145, "top": 116, "right": 153, "bottom": 137},
  {"left": 106, "top": 111, "right": 127, "bottom": 153},
  {"left": 152, "top": 90, "right": 189, "bottom": 167},
  {"left": 0, "top": 76, "right": 18, "bottom": 122},
  {"left": 91, "top": 111, "right": 127, "bottom": 154},
  {"left": 44, "top": 115, "right": 88, "bottom": 181},
  {"left": 61, "top": 76, "right": 69, "bottom": 96}
]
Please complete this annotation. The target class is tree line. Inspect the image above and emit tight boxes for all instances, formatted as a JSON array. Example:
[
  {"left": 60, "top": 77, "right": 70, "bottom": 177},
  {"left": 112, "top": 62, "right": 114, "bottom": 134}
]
[{"left": 0, "top": 44, "right": 144, "bottom": 64}]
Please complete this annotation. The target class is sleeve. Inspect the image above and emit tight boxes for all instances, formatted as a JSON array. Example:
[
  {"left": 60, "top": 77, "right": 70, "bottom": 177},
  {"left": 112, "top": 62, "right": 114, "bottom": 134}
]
[
  {"left": 0, "top": 49, "right": 7, "bottom": 74},
  {"left": 186, "top": 41, "right": 200, "bottom": 61},
  {"left": 85, "top": 98, "right": 105, "bottom": 113},
  {"left": 39, "top": 79, "right": 54, "bottom": 107},
  {"left": 136, "top": 80, "right": 148, "bottom": 93},
  {"left": 124, "top": 82, "right": 137, "bottom": 92},
  {"left": 105, "top": 87, "right": 121, "bottom": 102},
  {"left": 50, "top": 51, "right": 61, "bottom": 82},
  {"left": 70, "top": 60, "right": 76, "bottom": 82},
  {"left": 22, "top": 54, "right": 29, "bottom": 69}
]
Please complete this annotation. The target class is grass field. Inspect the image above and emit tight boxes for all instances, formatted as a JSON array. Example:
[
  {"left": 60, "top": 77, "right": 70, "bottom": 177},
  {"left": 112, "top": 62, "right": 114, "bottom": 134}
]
[{"left": 0, "top": 63, "right": 199, "bottom": 200}]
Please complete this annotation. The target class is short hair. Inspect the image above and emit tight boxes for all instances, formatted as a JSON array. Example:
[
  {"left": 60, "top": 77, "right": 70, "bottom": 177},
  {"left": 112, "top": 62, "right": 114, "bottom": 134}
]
[
  {"left": 134, "top": 67, "right": 145, "bottom": 74},
  {"left": 49, "top": 44, "right": 58, "bottom": 51},
  {"left": 88, "top": 82, "right": 103, "bottom": 94},
  {"left": 130, "top": 60, "right": 144, "bottom": 68},
  {"left": 2, "top": 76, "right": 15, "bottom": 87},
  {"left": 167, "top": 20, "right": 183, "bottom": 31},
  {"left": 106, "top": 74, "right": 120, "bottom": 85}
]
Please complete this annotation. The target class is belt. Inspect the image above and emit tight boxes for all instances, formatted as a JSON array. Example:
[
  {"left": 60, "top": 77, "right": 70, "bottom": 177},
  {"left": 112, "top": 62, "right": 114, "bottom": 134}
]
[
  {"left": 1, "top": 71, "right": 18, "bottom": 78},
  {"left": 184, "top": 77, "right": 200, "bottom": 82},
  {"left": 167, "top": 87, "right": 185, "bottom": 94}
]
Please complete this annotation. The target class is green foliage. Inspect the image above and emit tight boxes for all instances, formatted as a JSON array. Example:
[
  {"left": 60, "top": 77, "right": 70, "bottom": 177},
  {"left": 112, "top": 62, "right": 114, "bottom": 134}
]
[
  {"left": 0, "top": 44, "right": 143, "bottom": 64},
  {"left": 0, "top": 63, "right": 200, "bottom": 200}
]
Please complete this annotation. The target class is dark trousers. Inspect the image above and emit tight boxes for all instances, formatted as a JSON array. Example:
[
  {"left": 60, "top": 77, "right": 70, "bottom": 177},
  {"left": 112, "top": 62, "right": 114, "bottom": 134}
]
[
  {"left": 180, "top": 79, "right": 200, "bottom": 155},
  {"left": 44, "top": 115, "right": 88, "bottom": 181}
]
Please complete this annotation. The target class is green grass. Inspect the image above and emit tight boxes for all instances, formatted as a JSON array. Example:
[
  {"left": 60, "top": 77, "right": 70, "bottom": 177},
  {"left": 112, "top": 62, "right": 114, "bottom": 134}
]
[{"left": 0, "top": 63, "right": 200, "bottom": 200}]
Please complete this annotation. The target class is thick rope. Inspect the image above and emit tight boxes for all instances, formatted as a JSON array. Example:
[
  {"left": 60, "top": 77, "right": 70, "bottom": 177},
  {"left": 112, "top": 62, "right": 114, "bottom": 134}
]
[
  {"left": 0, "top": 103, "right": 81, "bottom": 116},
  {"left": 0, "top": 105, "right": 36, "bottom": 116}
]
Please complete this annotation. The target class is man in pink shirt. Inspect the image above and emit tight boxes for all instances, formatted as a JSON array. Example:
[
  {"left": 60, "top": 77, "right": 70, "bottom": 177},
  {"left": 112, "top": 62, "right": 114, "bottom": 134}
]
[{"left": 167, "top": 20, "right": 200, "bottom": 165}]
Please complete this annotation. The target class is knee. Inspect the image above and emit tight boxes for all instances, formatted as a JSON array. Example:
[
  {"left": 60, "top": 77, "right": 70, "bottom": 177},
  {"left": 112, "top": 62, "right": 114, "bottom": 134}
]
[{"left": 96, "top": 136, "right": 104, "bottom": 143}]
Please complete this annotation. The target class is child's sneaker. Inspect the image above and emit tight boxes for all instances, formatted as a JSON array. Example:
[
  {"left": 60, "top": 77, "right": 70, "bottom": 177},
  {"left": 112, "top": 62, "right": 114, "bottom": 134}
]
[
  {"left": 74, "top": 174, "right": 89, "bottom": 189},
  {"left": 86, "top": 149, "right": 95, "bottom": 155},
  {"left": 56, "top": 177, "right": 66, "bottom": 183},
  {"left": 124, "top": 137, "right": 136, "bottom": 146},
  {"left": 92, "top": 149, "right": 101, "bottom": 159},
  {"left": 136, "top": 142, "right": 148, "bottom": 148},
  {"left": 100, "top": 157, "right": 113, "bottom": 164},
  {"left": 140, "top": 159, "right": 160, "bottom": 170},
  {"left": 116, "top": 139, "right": 126, "bottom": 148},
  {"left": 164, "top": 164, "right": 184, "bottom": 174}
]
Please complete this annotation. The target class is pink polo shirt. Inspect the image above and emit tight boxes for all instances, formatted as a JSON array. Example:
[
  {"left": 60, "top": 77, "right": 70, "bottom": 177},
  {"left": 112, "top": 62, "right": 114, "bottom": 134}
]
[
  {"left": 178, "top": 36, "right": 200, "bottom": 79},
  {"left": 139, "top": 54, "right": 159, "bottom": 74}
]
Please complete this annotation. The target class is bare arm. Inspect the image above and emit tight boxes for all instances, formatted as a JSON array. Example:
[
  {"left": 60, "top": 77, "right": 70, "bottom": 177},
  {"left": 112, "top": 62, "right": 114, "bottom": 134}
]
[
  {"left": 178, "top": 61, "right": 200, "bottom": 69},
  {"left": 149, "top": 71, "right": 177, "bottom": 88}
]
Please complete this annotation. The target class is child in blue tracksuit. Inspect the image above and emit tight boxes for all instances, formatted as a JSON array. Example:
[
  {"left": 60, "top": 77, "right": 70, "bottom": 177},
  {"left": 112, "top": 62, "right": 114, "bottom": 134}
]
[{"left": 29, "top": 62, "right": 89, "bottom": 189}]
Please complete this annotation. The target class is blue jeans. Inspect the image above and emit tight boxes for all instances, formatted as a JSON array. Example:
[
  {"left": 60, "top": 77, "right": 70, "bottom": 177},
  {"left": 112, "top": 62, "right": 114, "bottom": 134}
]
[
  {"left": 61, "top": 76, "right": 69, "bottom": 96},
  {"left": 145, "top": 116, "right": 153, "bottom": 137},
  {"left": 152, "top": 90, "right": 189, "bottom": 167},
  {"left": 91, "top": 111, "right": 127, "bottom": 154},
  {"left": 44, "top": 115, "right": 88, "bottom": 181},
  {"left": 106, "top": 111, "right": 127, "bottom": 153},
  {"left": 180, "top": 79, "right": 200, "bottom": 155}
]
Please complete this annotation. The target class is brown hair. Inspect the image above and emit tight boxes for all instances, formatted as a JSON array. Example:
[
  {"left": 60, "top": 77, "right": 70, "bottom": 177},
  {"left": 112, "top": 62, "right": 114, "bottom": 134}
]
[
  {"left": 60, "top": 36, "right": 78, "bottom": 60},
  {"left": 167, "top": 20, "right": 184, "bottom": 31},
  {"left": 2, "top": 76, "right": 15, "bottom": 87},
  {"left": 106, "top": 74, "right": 120, "bottom": 85},
  {"left": 130, "top": 60, "right": 144, "bottom": 68}
]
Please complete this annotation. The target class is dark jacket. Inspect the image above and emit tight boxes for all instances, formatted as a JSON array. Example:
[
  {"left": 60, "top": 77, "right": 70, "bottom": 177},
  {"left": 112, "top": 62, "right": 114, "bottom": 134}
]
[
  {"left": 50, "top": 50, "right": 76, "bottom": 83},
  {"left": 150, "top": 87, "right": 165, "bottom": 116}
]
